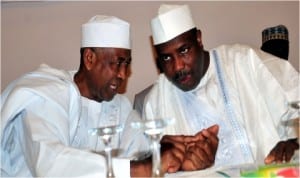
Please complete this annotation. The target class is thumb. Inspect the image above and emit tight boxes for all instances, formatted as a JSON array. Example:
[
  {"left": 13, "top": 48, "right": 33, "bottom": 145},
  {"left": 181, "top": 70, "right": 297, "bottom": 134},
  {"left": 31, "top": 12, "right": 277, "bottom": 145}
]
[
  {"left": 161, "top": 152, "right": 182, "bottom": 174},
  {"left": 207, "top": 124, "right": 219, "bottom": 135},
  {"left": 264, "top": 154, "right": 275, "bottom": 164}
]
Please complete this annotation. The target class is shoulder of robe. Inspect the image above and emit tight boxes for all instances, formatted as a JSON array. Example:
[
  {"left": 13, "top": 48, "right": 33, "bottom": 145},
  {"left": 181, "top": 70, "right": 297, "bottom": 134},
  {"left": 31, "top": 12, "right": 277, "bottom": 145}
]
[{"left": 1, "top": 64, "right": 81, "bottom": 119}]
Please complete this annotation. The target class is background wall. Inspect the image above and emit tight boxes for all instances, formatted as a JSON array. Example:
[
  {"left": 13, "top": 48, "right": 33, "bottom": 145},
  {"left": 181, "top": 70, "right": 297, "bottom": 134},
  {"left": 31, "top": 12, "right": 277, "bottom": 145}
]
[{"left": 1, "top": 1, "right": 299, "bottom": 102}]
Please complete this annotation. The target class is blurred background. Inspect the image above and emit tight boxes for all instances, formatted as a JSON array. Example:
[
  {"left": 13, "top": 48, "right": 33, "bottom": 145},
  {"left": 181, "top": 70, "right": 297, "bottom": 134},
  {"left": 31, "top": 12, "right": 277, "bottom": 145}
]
[{"left": 1, "top": 1, "right": 299, "bottom": 102}]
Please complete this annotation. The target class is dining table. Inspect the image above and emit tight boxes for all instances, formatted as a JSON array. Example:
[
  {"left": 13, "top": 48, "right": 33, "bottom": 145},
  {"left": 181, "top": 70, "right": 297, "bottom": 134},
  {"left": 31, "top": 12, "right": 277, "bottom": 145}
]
[{"left": 165, "top": 162, "right": 299, "bottom": 178}]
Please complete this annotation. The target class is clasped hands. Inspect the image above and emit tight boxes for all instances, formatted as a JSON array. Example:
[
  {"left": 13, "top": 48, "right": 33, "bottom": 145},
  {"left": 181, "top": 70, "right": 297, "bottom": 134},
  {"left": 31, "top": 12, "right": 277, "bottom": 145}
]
[{"left": 160, "top": 124, "right": 219, "bottom": 174}]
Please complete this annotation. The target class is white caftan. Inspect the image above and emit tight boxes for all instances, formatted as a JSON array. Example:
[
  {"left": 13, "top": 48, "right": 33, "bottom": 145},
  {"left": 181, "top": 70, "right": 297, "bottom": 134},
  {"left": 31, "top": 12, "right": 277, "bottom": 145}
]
[
  {"left": 144, "top": 44, "right": 299, "bottom": 169},
  {"left": 1, "top": 64, "right": 144, "bottom": 177}
]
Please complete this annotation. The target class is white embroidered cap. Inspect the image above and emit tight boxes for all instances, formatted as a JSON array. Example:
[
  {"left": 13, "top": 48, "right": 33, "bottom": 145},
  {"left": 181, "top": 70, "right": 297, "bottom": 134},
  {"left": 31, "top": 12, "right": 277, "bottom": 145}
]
[
  {"left": 151, "top": 4, "right": 196, "bottom": 45},
  {"left": 81, "top": 15, "right": 131, "bottom": 49}
]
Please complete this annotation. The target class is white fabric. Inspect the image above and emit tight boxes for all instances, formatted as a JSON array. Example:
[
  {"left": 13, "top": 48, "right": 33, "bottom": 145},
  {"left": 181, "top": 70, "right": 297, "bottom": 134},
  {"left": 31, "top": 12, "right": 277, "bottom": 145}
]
[
  {"left": 133, "top": 84, "right": 154, "bottom": 116},
  {"left": 81, "top": 15, "right": 131, "bottom": 49},
  {"left": 0, "top": 64, "right": 138, "bottom": 177},
  {"left": 151, "top": 4, "right": 196, "bottom": 45},
  {"left": 144, "top": 44, "right": 299, "bottom": 169},
  {"left": 119, "top": 110, "right": 152, "bottom": 160}
]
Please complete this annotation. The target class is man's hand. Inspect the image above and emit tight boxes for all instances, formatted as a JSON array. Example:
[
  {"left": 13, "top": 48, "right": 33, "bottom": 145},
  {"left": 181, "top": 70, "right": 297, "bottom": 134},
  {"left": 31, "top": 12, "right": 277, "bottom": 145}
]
[
  {"left": 160, "top": 125, "right": 219, "bottom": 172},
  {"left": 264, "top": 138, "right": 299, "bottom": 164},
  {"left": 181, "top": 125, "right": 219, "bottom": 171},
  {"left": 160, "top": 142, "right": 185, "bottom": 173},
  {"left": 160, "top": 134, "right": 189, "bottom": 173},
  {"left": 131, "top": 125, "right": 219, "bottom": 176}
]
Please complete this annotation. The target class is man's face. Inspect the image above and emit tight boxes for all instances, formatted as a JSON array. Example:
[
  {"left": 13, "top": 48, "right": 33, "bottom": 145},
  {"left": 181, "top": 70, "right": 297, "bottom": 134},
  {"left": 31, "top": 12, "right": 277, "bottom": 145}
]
[
  {"left": 261, "top": 40, "right": 289, "bottom": 60},
  {"left": 155, "top": 30, "right": 206, "bottom": 91},
  {"left": 87, "top": 48, "right": 131, "bottom": 102}
]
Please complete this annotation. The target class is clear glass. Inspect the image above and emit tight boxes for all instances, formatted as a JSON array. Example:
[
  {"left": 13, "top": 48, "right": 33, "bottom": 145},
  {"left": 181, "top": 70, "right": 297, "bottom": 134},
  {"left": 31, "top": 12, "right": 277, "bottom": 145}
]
[
  {"left": 289, "top": 101, "right": 300, "bottom": 134},
  {"left": 131, "top": 118, "right": 175, "bottom": 177},
  {"left": 89, "top": 125, "right": 123, "bottom": 178}
]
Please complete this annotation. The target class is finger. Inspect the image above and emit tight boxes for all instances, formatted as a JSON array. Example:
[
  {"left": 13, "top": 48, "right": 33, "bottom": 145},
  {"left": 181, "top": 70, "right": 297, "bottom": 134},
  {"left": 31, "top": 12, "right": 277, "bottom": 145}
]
[
  {"left": 161, "top": 137, "right": 187, "bottom": 154},
  {"left": 169, "top": 140, "right": 186, "bottom": 154},
  {"left": 185, "top": 146, "right": 211, "bottom": 170},
  {"left": 264, "top": 145, "right": 279, "bottom": 164},
  {"left": 170, "top": 146, "right": 186, "bottom": 163},
  {"left": 265, "top": 142, "right": 285, "bottom": 164},
  {"left": 161, "top": 150, "right": 182, "bottom": 174},
  {"left": 162, "top": 134, "right": 198, "bottom": 144},
  {"left": 207, "top": 124, "right": 219, "bottom": 135},
  {"left": 264, "top": 153, "right": 275, "bottom": 164},
  {"left": 197, "top": 130, "right": 219, "bottom": 153},
  {"left": 166, "top": 157, "right": 181, "bottom": 174},
  {"left": 194, "top": 130, "right": 206, "bottom": 141},
  {"left": 206, "top": 134, "right": 219, "bottom": 152},
  {"left": 183, "top": 135, "right": 201, "bottom": 143},
  {"left": 284, "top": 139, "right": 300, "bottom": 162},
  {"left": 186, "top": 132, "right": 219, "bottom": 164},
  {"left": 194, "top": 125, "right": 219, "bottom": 141},
  {"left": 161, "top": 135, "right": 184, "bottom": 143},
  {"left": 181, "top": 159, "right": 196, "bottom": 171},
  {"left": 194, "top": 141, "right": 215, "bottom": 163},
  {"left": 201, "top": 129, "right": 218, "bottom": 141},
  {"left": 283, "top": 150, "right": 293, "bottom": 163},
  {"left": 274, "top": 142, "right": 285, "bottom": 163}
]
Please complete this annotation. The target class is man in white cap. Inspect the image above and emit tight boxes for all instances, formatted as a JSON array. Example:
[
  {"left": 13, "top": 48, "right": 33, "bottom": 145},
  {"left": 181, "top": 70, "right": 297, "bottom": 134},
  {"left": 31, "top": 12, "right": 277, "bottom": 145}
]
[
  {"left": 0, "top": 14, "right": 133, "bottom": 177},
  {"left": 143, "top": 4, "right": 299, "bottom": 173},
  {"left": 1, "top": 14, "right": 187, "bottom": 177}
]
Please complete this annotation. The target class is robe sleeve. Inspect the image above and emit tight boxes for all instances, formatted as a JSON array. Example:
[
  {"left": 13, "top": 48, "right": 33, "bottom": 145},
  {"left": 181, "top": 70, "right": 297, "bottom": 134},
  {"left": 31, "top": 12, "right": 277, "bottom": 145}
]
[
  {"left": 15, "top": 95, "right": 130, "bottom": 177},
  {"left": 256, "top": 50, "right": 299, "bottom": 101},
  {"left": 252, "top": 49, "right": 299, "bottom": 139}
]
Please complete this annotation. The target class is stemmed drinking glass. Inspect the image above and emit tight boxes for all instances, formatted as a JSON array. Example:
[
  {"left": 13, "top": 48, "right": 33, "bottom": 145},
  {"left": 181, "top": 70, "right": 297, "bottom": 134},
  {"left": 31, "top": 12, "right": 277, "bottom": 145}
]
[
  {"left": 131, "top": 117, "right": 175, "bottom": 177},
  {"left": 288, "top": 100, "right": 300, "bottom": 118},
  {"left": 88, "top": 125, "right": 123, "bottom": 178}
]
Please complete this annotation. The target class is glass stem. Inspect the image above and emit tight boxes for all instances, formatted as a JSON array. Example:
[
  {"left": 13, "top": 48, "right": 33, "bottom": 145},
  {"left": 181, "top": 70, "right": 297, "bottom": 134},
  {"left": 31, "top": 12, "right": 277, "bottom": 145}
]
[
  {"left": 151, "top": 134, "right": 163, "bottom": 177},
  {"left": 105, "top": 146, "right": 114, "bottom": 178}
]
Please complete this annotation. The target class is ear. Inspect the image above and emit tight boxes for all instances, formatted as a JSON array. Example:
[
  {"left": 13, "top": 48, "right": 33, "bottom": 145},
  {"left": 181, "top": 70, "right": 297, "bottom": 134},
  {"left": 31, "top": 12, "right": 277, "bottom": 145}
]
[
  {"left": 196, "top": 29, "right": 204, "bottom": 49},
  {"left": 83, "top": 48, "right": 96, "bottom": 70}
]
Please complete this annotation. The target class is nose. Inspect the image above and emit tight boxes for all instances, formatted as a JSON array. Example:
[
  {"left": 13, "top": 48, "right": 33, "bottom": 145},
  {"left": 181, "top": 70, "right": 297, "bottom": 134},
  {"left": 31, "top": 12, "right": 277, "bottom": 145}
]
[
  {"left": 117, "top": 65, "right": 127, "bottom": 80},
  {"left": 174, "top": 55, "right": 185, "bottom": 72}
]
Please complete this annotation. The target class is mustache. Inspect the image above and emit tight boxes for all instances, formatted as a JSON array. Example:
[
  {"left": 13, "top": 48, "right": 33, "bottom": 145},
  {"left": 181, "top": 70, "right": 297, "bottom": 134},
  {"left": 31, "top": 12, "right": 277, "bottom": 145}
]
[{"left": 174, "top": 69, "right": 191, "bottom": 81}]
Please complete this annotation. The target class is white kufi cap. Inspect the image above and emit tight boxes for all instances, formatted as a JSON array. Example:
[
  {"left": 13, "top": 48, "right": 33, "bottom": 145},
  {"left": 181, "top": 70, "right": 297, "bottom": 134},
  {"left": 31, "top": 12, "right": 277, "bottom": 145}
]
[
  {"left": 151, "top": 4, "right": 196, "bottom": 45},
  {"left": 81, "top": 15, "right": 131, "bottom": 49}
]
